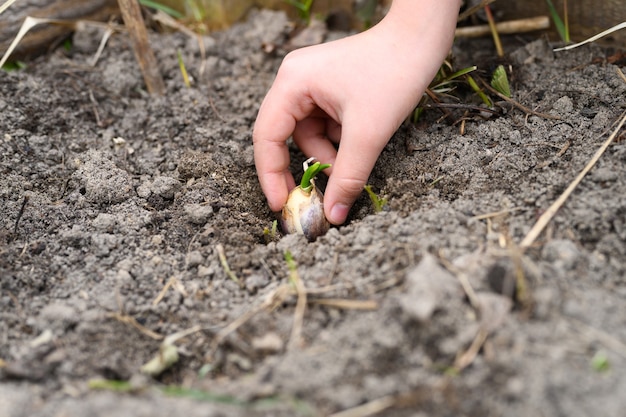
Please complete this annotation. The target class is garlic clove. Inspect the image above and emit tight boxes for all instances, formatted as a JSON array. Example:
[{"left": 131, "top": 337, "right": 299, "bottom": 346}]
[{"left": 281, "top": 185, "right": 330, "bottom": 241}]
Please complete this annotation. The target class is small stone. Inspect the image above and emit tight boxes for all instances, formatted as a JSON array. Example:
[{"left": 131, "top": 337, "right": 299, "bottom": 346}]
[
  {"left": 542, "top": 239, "right": 580, "bottom": 270},
  {"left": 186, "top": 250, "right": 204, "bottom": 268},
  {"left": 252, "top": 332, "right": 284, "bottom": 353},
  {"left": 399, "top": 253, "right": 461, "bottom": 322},
  {"left": 150, "top": 176, "right": 181, "bottom": 200},
  {"left": 185, "top": 203, "right": 214, "bottom": 225}
]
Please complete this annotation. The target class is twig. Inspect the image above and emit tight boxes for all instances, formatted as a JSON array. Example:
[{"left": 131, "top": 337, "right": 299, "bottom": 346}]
[
  {"left": 470, "top": 207, "right": 523, "bottom": 221},
  {"left": 216, "top": 244, "right": 242, "bottom": 287},
  {"left": 117, "top": 0, "right": 165, "bottom": 95},
  {"left": 438, "top": 253, "right": 481, "bottom": 311},
  {"left": 328, "top": 395, "right": 397, "bottom": 417},
  {"left": 520, "top": 110, "right": 626, "bottom": 248},
  {"left": 455, "top": 16, "right": 550, "bottom": 38},
  {"left": 309, "top": 298, "right": 378, "bottom": 310},
  {"left": 152, "top": 276, "right": 186, "bottom": 306},
  {"left": 12, "top": 195, "right": 29, "bottom": 239},
  {"left": 479, "top": 77, "right": 561, "bottom": 120},
  {"left": 108, "top": 312, "right": 164, "bottom": 340},
  {"left": 454, "top": 327, "right": 489, "bottom": 371}
]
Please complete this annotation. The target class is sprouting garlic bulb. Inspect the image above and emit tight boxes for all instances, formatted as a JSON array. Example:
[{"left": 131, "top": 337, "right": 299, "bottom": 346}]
[{"left": 281, "top": 184, "right": 330, "bottom": 241}]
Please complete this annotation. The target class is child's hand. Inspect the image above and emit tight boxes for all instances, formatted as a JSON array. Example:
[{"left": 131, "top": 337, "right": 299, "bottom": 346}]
[{"left": 253, "top": 0, "right": 460, "bottom": 225}]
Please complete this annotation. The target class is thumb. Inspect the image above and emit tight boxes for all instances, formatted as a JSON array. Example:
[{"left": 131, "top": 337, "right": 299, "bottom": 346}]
[{"left": 323, "top": 123, "right": 390, "bottom": 225}]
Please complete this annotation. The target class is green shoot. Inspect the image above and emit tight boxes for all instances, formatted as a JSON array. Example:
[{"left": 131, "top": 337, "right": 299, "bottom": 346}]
[
  {"left": 430, "top": 64, "right": 477, "bottom": 95},
  {"left": 412, "top": 63, "right": 478, "bottom": 123},
  {"left": 591, "top": 351, "right": 610, "bottom": 372},
  {"left": 490, "top": 65, "right": 511, "bottom": 98},
  {"left": 88, "top": 379, "right": 134, "bottom": 392},
  {"left": 177, "top": 49, "right": 191, "bottom": 87},
  {"left": 284, "top": 0, "right": 315, "bottom": 23},
  {"left": 300, "top": 161, "right": 330, "bottom": 192},
  {"left": 364, "top": 185, "right": 388, "bottom": 213},
  {"left": 545, "top": 0, "right": 570, "bottom": 43},
  {"left": 138, "top": 0, "right": 184, "bottom": 19},
  {"left": 484, "top": 5, "right": 503, "bottom": 58},
  {"left": 1, "top": 60, "right": 26, "bottom": 72},
  {"left": 216, "top": 243, "right": 242, "bottom": 287},
  {"left": 263, "top": 220, "right": 278, "bottom": 243},
  {"left": 466, "top": 75, "right": 493, "bottom": 107}
]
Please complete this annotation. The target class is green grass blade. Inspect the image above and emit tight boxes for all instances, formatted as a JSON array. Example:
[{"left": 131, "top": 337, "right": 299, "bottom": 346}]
[
  {"left": 545, "top": 0, "right": 569, "bottom": 43},
  {"left": 490, "top": 65, "right": 511, "bottom": 98},
  {"left": 466, "top": 75, "right": 493, "bottom": 106},
  {"left": 139, "top": 0, "right": 184, "bottom": 19}
]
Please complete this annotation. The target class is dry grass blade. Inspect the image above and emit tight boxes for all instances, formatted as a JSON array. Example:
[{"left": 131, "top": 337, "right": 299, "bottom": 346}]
[
  {"left": 454, "top": 327, "right": 489, "bottom": 371},
  {"left": 117, "top": 0, "right": 164, "bottom": 95},
  {"left": 0, "top": 16, "right": 73, "bottom": 68},
  {"left": 328, "top": 395, "right": 397, "bottom": 417},
  {"left": 216, "top": 244, "right": 242, "bottom": 287},
  {"left": 470, "top": 207, "right": 523, "bottom": 221},
  {"left": 152, "top": 276, "right": 186, "bottom": 306},
  {"left": 553, "top": 22, "right": 626, "bottom": 52},
  {"left": 309, "top": 298, "right": 378, "bottom": 310},
  {"left": 107, "top": 312, "right": 164, "bottom": 340},
  {"left": 0, "top": 0, "right": 19, "bottom": 15},
  {"left": 520, "top": 110, "right": 626, "bottom": 248}
]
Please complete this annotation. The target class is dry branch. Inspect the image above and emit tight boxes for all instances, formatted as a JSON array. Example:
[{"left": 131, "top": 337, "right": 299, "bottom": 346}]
[
  {"left": 455, "top": 16, "right": 550, "bottom": 38},
  {"left": 117, "top": 0, "right": 164, "bottom": 95}
]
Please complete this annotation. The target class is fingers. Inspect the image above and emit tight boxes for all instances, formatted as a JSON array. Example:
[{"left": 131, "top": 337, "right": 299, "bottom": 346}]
[
  {"left": 323, "top": 115, "right": 393, "bottom": 225},
  {"left": 292, "top": 118, "right": 339, "bottom": 169},
  {"left": 253, "top": 59, "right": 318, "bottom": 211}
]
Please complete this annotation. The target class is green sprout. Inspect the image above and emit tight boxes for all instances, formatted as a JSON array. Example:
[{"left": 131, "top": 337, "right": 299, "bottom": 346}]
[
  {"left": 364, "top": 185, "right": 388, "bottom": 213},
  {"left": 177, "top": 49, "right": 191, "bottom": 88},
  {"left": 263, "top": 219, "right": 278, "bottom": 243},
  {"left": 412, "top": 63, "right": 478, "bottom": 123},
  {"left": 591, "top": 351, "right": 610, "bottom": 373},
  {"left": 300, "top": 161, "right": 330, "bottom": 193},
  {"left": 490, "top": 65, "right": 511, "bottom": 98},
  {"left": 284, "top": 0, "right": 315, "bottom": 23},
  {"left": 466, "top": 74, "right": 493, "bottom": 107},
  {"left": 545, "top": 0, "right": 570, "bottom": 43},
  {"left": 138, "top": 0, "right": 184, "bottom": 18}
]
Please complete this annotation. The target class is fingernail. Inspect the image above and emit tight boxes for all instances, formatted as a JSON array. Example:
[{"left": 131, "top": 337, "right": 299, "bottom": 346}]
[{"left": 329, "top": 203, "right": 349, "bottom": 225}]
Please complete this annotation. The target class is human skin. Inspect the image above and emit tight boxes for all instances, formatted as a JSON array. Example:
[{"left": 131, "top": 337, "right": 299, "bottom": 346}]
[{"left": 253, "top": 0, "right": 462, "bottom": 225}]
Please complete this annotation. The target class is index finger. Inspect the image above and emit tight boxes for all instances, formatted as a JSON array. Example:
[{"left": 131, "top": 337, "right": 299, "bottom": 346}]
[{"left": 253, "top": 80, "right": 316, "bottom": 212}]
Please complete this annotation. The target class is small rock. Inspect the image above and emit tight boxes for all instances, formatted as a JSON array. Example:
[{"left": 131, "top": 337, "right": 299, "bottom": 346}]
[
  {"left": 73, "top": 150, "right": 133, "bottom": 205},
  {"left": 252, "top": 332, "right": 284, "bottom": 353},
  {"left": 92, "top": 213, "right": 117, "bottom": 232},
  {"left": 150, "top": 176, "right": 181, "bottom": 200},
  {"left": 542, "top": 239, "right": 580, "bottom": 270},
  {"left": 399, "top": 253, "right": 461, "bottom": 322},
  {"left": 185, "top": 203, "right": 214, "bottom": 225},
  {"left": 186, "top": 250, "right": 204, "bottom": 268}
]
